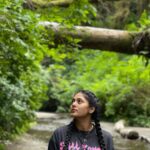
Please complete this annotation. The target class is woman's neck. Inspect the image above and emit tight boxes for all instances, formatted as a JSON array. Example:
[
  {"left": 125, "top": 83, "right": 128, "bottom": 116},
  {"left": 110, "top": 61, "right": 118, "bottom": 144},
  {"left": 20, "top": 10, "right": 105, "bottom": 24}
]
[{"left": 74, "top": 118, "right": 93, "bottom": 132}]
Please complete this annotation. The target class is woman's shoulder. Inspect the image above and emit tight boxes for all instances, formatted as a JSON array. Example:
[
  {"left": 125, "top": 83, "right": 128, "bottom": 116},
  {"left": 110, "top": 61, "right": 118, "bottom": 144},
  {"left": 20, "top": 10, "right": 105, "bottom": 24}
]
[
  {"left": 53, "top": 125, "right": 68, "bottom": 136},
  {"left": 48, "top": 125, "right": 69, "bottom": 149},
  {"left": 102, "top": 129, "right": 113, "bottom": 139},
  {"left": 102, "top": 129, "right": 114, "bottom": 149}
]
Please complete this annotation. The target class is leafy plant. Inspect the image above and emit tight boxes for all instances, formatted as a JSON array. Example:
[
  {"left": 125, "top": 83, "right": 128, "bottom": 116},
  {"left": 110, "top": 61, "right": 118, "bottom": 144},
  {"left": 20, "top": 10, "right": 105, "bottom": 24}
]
[{"left": 0, "top": 0, "right": 49, "bottom": 139}]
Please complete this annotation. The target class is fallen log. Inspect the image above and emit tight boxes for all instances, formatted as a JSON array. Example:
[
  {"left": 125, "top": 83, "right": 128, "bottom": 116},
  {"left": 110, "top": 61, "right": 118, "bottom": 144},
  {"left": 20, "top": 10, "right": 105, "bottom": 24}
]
[
  {"left": 39, "top": 21, "right": 150, "bottom": 58},
  {"left": 23, "top": 0, "right": 74, "bottom": 9}
]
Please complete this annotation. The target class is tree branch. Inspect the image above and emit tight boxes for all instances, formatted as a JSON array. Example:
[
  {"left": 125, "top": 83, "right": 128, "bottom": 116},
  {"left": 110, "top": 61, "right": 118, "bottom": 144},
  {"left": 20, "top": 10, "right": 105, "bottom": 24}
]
[
  {"left": 24, "top": 0, "right": 74, "bottom": 9},
  {"left": 39, "top": 21, "right": 150, "bottom": 58}
]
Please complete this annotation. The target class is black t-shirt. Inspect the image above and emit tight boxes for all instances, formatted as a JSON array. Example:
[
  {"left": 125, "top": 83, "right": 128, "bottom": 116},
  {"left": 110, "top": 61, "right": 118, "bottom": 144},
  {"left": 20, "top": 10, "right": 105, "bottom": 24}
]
[{"left": 48, "top": 124, "right": 114, "bottom": 150}]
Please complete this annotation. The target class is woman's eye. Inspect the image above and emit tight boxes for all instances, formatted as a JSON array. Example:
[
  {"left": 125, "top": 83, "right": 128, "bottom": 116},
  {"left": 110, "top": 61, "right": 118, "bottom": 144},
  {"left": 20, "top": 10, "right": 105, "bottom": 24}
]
[
  {"left": 71, "top": 98, "right": 83, "bottom": 104},
  {"left": 77, "top": 99, "right": 82, "bottom": 104},
  {"left": 72, "top": 99, "right": 75, "bottom": 103}
]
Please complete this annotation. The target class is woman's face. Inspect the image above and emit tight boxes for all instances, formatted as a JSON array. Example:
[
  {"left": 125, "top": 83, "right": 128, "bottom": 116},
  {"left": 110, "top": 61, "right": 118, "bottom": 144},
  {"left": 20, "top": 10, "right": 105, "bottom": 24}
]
[{"left": 70, "top": 92, "right": 95, "bottom": 118}]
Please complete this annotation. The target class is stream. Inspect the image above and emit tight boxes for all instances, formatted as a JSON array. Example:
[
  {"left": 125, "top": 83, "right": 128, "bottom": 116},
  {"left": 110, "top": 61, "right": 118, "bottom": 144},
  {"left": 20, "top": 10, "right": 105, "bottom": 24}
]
[{"left": 6, "top": 112, "right": 150, "bottom": 150}]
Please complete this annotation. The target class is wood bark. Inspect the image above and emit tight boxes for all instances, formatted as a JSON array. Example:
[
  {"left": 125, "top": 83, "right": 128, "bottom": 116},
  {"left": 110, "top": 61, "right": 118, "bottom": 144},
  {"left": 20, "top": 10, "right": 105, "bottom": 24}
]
[
  {"left": 24, "top": 0, "right": 74, "bottom": 8},
  {"left": 39, "top": 21, "right": 150, "bottom": 57}
]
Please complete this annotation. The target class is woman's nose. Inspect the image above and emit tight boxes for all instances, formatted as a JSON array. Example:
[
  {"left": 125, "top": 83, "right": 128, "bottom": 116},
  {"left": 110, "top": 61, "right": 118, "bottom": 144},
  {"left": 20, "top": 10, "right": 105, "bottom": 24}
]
[{"left": 72, "top": 100, "right": 77, "bottom": 106}]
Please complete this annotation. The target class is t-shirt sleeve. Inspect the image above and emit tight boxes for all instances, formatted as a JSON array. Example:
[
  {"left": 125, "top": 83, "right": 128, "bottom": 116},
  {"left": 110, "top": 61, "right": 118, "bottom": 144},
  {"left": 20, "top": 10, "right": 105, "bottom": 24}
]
[
  {"left": 106, "top": 134, "right": 114, "bottom": 150},
  {"left": 103, "top": 130, "right": 115, "bottom": 150},
  {"left": 48, "top": 131, "right": 59, "bottom": 150},
  {"left": 48, "top": 126, "right": 67, "bottom": 150}
]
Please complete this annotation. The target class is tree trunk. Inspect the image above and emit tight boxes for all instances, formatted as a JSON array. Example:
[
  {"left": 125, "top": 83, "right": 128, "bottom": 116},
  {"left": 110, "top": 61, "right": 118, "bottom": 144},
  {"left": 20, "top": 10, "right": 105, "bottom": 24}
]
[
  {"left": 24, "top": 0, "right": 74, "bottom": 9},
  {"left": 39, "top": 21, "right": 150, "bottom": 57}
]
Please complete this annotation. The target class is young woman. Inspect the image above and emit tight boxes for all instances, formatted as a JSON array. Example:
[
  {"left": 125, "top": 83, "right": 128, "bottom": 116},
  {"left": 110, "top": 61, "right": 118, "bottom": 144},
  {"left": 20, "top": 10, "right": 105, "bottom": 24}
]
[{"left": 48, "top": 90, "right": 114, "bottom": 150}]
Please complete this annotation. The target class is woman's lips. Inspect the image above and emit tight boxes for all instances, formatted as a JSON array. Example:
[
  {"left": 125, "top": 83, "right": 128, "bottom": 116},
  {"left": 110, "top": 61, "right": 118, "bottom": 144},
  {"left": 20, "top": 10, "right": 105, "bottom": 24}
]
[{"left": 71, "top": 108, "right": 77, "bottom": 112}]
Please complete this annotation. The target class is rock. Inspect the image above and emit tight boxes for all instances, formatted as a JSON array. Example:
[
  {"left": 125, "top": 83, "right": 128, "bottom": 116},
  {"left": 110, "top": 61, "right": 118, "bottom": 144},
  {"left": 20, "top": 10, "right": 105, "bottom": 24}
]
[
  {"left": 120, "top": 129, "right": 139, "bottom": 139},
  {"left": 140, "top": 136, "right": 150, "bottom": 143},
  {"left": 114, "top": 120, "right": 139, "bottom": 140},
  {"left": 114, "top": 120, "right": 126, "bottom": 133}
]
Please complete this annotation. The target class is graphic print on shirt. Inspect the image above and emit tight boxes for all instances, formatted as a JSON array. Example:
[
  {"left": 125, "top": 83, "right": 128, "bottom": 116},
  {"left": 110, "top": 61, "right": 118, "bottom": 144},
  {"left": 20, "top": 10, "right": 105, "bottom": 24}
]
[{"left": 60, "top": 141, "right": 101, "bottom": 150}]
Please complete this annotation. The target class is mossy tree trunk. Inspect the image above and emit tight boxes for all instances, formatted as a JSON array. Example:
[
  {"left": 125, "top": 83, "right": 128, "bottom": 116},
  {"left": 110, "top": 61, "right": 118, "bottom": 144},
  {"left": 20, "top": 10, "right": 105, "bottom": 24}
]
[
  {"left": 39, "top": 22, "right": 150, "bottom": 57},
  {"left": 23, "top": 0, "right": 74, "bottom": 9}
]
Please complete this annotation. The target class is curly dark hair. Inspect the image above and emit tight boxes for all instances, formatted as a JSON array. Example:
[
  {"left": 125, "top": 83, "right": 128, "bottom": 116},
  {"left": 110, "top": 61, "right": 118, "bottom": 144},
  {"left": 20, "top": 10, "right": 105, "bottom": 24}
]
[{"left": 63, "top": 90, "right": 106, "bottom": 150}]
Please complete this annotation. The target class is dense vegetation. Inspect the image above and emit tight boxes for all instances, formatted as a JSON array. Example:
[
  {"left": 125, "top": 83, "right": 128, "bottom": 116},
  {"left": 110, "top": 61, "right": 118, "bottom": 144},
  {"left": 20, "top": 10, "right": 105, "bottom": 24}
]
[
  {"left": 0, "top": 0, "right": 150, "bottom": 146},
  {"left": 0, "top": 0, "right": 49, "bottom": 140}
]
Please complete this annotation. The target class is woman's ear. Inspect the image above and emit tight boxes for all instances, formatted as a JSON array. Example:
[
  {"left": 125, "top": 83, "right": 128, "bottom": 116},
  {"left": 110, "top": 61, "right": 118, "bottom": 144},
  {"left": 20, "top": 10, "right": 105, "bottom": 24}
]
[{"left": 89, "top": 107, "right": 95, "bottom": 114}]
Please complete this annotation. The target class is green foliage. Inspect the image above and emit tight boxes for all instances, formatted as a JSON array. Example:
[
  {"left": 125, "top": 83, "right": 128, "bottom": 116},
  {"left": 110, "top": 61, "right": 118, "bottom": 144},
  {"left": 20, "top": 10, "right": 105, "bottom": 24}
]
[
  {"left": 45, "top": 8, "right": 150, "bottom": 127},
  {"left": 0, "top": 77, "right": 32, "bottom": 139},
  {"left": 92, "top": 0, "right": 150, "bottom": 29},
  {"left": 0, "top": 67, "right": 48, "bottom": 140},
  {"left": 0, "top": 144, "right": 5, "bottom": 150},
  {"left": 0, "top": 0, "right": 49, "bottom": 79},
  {"left": 0, "top": 0, "right": 97, "bottom": 140},
  {"left": 28, "top": 0, "right": 150, "bottom": 127},
  {"left": 32, "top": 0, "right": 97, "bottom": 66},
  {"left": 0, "top": 0, "right": 49, "bottom": 140},
  {"left": 47, "top": 50, "right": 150, "bottom": 126},
  {"left": 35, "top": 0, "right": 96, "bottom": 25},
  {"left": 125, "top": 10, "right": 150, "bottom": 31},
  {"left": 20, "top": 67, "right": 49, "bottom": 109}
]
